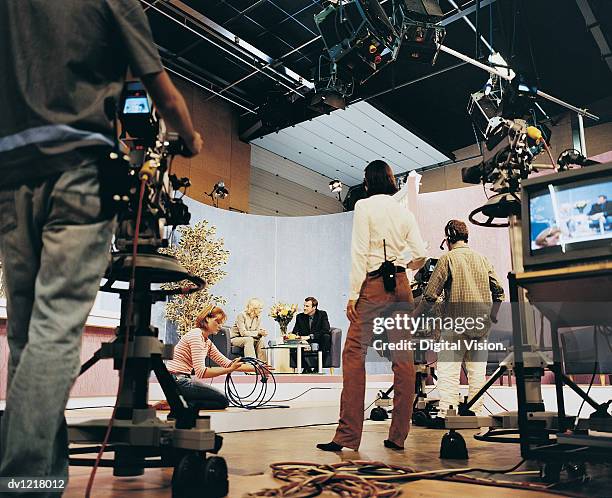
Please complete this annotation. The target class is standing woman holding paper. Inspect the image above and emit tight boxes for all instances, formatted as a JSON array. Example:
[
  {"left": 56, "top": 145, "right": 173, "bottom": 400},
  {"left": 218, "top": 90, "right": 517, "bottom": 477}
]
[{"left": 317, "top": 160, "right": 428, "bottom": 452}]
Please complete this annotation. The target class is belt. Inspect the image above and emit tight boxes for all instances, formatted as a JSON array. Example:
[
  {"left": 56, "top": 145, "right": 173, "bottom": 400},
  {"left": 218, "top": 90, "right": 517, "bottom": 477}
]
[
  {"left": 171, "top": 372, "right": 191, "bottom": 379},
  {"left": 368, "top": 266, "right": 406, "bottom": 277}
]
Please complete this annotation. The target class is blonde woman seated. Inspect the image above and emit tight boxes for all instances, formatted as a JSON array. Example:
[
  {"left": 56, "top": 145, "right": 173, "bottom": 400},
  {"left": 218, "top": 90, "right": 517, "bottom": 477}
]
[
  {"left": 166, "top": 304, "right": 268, "bottom": 412},
  {"left": 231, "top": 298, "right": 268, "bottom": 362}
]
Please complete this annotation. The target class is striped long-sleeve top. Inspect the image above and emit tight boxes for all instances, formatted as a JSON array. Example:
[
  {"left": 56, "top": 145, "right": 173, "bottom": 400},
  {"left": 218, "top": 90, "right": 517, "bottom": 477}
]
[{"left": 166, "top": 329, "right": 233, "bottom": 379}]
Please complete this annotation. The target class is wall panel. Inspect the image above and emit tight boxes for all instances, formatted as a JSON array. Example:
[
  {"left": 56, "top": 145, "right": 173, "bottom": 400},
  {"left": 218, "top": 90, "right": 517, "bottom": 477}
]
[{"left": 163, "top": 75, "right": 250, "bottom": 212}]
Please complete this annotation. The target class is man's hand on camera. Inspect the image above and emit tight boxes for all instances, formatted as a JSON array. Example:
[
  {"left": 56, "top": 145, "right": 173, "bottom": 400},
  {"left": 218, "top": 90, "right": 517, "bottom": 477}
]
[
  {"left": 186, "top": 131, "right": 203, "bottom": 155},
  {"left": 407, "top": 257, "right": 426, "bottom": 271}
]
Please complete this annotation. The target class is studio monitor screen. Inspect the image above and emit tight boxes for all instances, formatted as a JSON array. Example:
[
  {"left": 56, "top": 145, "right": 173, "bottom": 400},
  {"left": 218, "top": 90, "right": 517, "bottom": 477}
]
[{"left": 521, "top": 162, "right": 612, "bottom": 269}]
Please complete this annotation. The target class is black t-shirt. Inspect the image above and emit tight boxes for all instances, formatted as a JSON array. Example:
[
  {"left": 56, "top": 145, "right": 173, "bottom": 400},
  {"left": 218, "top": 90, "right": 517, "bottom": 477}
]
[{"left": 0, "top": 0, "right": 163, "bottom": 186}]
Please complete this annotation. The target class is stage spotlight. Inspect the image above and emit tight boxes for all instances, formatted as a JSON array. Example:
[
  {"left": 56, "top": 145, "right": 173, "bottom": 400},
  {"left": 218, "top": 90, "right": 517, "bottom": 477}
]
[
  {"left": 329, "top": 179, "right": 343, "bottom": 193},
  {"left": 207, "top": 181, "right": 229, "bottom": 207},
  {"left": 314, "top": 0, "right": 445, "bottom": 95},
  {"left": 309, "top": 89, "right": 347, "bottom": 112},
  {"left": 213, "top": 181, "right": 229, "bottom": 199},
  {"left": 329, "top": 179, "right": 343, "bottom": 202}
]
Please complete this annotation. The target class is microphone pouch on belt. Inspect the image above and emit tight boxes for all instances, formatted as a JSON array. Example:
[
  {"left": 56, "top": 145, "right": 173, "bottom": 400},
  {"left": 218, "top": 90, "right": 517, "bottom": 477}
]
[{"left": 378, "top": 239, "right": 396, "bottom": 292}]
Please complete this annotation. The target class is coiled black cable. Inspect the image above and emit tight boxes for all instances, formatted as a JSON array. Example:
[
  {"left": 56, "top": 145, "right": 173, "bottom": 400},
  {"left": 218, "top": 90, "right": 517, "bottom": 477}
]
[{"left": 224, "top": 357, "right": 285, "bottom": 409}]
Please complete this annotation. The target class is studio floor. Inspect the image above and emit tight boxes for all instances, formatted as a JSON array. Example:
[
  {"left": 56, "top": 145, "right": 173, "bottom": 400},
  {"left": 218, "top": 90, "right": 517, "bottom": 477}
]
[
  {"left": 64, "top": 419, "right": 611, "bottom": 497},
  {"left": 56, "top": 376, "right": 612, "bottom": 497}
]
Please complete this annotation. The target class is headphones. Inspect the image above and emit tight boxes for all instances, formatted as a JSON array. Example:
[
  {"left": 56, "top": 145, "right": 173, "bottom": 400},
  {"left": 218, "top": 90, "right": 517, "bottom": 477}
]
[
  {"left": 440, "top": 221, "right": 467, "bottom": 250},
  {"left": 444, "top": 220, "right": 461, "bottom": 244}
]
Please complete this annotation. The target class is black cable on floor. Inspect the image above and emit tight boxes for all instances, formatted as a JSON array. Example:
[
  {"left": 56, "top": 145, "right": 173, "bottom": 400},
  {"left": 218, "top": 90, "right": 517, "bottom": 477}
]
[
  {"left": 418, "top": 458, "right": 528, "bottom": 482},
  {"left": 66, "top": 406, "right": 115, "bottom": 411},
  {"left": 225, "top": 357, "right": 288, "bottom": 409},
  {"left": 364, "top": 397, "right": 379, "bottom": 413},
  {"left": 274, "top": 387, "right": 333, "bottom": 403},
  {"left": 573, "top": 328, "right": 599, "bottom": 428}
]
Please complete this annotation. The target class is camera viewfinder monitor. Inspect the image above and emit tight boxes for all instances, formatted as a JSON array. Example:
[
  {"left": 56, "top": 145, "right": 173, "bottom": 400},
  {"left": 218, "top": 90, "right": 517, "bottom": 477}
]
[
  {"left": 123, "top": 96, "right": 150, "bottom": 114},
  {"left": 521, "top": 162, "right": 612, "bottom": 269}
]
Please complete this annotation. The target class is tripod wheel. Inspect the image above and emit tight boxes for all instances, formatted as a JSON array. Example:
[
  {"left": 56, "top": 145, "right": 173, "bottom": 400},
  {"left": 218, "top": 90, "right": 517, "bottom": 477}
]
[
  {"left": 412, "top": 410, "right": 430, "bottom": 427},
  {"left": 541, "top": 462, "right": 562, "bottom": 483},
  {"left": 566, "top": 462, "right": 587, "bottom": 480},
  {"left": 370, "top": 407, "right": 388, "bottom": 421},
  {"left": 172, "top": 453, "right": 228, "bottom": 498},
  {"left": 203, "top": 456, "right": 229, "bottom": 497}
]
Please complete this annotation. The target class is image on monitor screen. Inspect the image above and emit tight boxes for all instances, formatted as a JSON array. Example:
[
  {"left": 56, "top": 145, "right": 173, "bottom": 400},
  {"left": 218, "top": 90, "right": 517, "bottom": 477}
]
[
  {"left": 529, "top": 177, "right": 612, "bottom": 254},
  {"left": 123, "top": 96, "right": 149, "bottom": 114}
]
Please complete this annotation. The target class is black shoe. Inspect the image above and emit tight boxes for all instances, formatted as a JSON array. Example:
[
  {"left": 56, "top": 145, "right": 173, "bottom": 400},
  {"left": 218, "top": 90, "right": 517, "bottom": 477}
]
[
  {"left": 383, "top": 439, "right": 404, "bottom": 450},
  {"left": 316, "top": 441, "right": 343, "bottom": 452},
  {"left": 428, "top": 416, "right": 446, "bottom": 429},
  {"left": 458, "top": 405, "right": 476, "bottom": 416}
]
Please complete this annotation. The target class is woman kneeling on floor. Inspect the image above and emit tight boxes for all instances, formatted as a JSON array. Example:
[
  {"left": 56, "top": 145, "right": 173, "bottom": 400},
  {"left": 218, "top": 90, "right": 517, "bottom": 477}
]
[{"left": 166, "top": 304, "right": 270, "bottom": 411}]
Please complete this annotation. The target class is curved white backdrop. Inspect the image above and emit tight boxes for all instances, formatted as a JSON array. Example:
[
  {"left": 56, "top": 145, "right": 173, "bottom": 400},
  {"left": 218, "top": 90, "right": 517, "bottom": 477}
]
[
  {"left": 182, "top": 197, "right": 354, "bottom": 344},
  {"left": 85, "top": 184, "right": 512, "bottom": 374}
]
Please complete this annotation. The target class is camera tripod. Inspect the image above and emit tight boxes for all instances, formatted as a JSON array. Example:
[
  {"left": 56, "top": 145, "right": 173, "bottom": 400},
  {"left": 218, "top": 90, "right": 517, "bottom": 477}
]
[
  {"left": 369, "top": 349, "right": 438, "bottom": 424},
  {"left": 67, "top": 252, "right": 228, "bottom": 498}
]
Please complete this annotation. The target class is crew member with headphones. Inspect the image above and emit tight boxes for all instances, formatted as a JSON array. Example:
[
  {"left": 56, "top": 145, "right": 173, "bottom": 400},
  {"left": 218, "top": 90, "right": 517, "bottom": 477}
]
[{"left": 413, "top": 220, "right": 505, "bottom": 428}]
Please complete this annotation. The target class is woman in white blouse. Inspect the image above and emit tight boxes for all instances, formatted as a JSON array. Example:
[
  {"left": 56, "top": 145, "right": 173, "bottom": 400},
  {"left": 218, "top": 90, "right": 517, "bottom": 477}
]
[{"left": 317, "top": 160, "right": 427, "bottom": 452}]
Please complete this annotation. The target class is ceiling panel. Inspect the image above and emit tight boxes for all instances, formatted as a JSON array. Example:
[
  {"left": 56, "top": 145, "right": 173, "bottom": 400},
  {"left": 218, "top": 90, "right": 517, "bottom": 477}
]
[
  {"left": 345, "top": 105, "right": 448, "bottom": 164},
  {"left": 259, "top": 130, "right": 357, "bottom": 175},
  {"left": 251, "top": 134, "right": 362, "bottom": 185},
  {"left": 252, "top": 101, "right": 450, "bottom": 186},
  {"left": 290, "top": 121, "right": 371, "bottom": 164},
  {"left": 316, "top": 110, "right": 433, "bottom": 169},
  {"left": 281, "top": 126, "right": 367, "bottom": 167}
]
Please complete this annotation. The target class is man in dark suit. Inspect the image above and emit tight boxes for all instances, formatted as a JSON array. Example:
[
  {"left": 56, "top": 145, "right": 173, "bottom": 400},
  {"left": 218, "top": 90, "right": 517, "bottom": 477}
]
[
  {"left": 588, "top": 195, "right": 612, "bottom": 217},
  {"left": 291, "top": 297, "right": 331, "bottom": 373},
  {"left": 588, "top": 195, "right": 612, "bottom": 231}
]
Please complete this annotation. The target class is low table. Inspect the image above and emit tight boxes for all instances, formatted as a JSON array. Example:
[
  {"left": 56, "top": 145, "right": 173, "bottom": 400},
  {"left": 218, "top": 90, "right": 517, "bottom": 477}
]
[{"left": 264, "top": 343, "right": 323, "bottom": 373}]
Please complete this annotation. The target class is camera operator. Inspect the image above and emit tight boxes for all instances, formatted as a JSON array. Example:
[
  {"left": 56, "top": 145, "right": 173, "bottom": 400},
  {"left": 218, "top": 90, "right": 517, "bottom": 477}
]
[
  {"left": 0, "top": 0, "right": 201, "bottom": 490},
  {"left": 413, "top": 220, "right": 505, "bottom": 427}
]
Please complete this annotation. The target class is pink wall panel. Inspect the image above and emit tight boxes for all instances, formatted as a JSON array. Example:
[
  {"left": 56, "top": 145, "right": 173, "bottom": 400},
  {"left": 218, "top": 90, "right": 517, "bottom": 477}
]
[
  {"left": 1, "top": 322, "right": 119, "bottom": 400},
  {"left": 415, "top": 185, "right": 513, "bottom": 298}
]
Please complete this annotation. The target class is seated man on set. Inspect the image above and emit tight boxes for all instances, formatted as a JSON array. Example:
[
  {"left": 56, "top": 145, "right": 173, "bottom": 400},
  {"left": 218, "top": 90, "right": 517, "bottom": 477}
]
[
  {"left": 588, "top": 194, "right": 612, "bottom": 230},
  {"left": 413, "top": 220, "right": 505, "bottom": 428},
  {"left": 290, "top": 297, "right": 331, "bottom": 373}
]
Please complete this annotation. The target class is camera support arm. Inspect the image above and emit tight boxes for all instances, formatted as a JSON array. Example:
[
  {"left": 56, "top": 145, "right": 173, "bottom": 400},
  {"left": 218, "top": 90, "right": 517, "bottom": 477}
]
[{"left": 436, "top": 43, "right": 599, "bottom": 122}]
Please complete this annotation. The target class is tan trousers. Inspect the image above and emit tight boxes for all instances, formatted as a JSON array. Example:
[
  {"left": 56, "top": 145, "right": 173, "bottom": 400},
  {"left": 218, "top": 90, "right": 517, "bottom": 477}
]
[
  {"left": 231, "top": 335, "right": 267, "bottom": 362},
  {"left": 333, "top": 273, "right": 415, "bottom": 450}
]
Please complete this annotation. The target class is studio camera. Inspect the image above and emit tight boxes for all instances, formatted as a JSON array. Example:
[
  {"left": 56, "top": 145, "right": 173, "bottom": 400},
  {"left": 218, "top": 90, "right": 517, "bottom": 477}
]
[
  {"left": 411, "top": 257, "right": 438, "bottom": 298},
  {"left": 109, "top": 81, "right": 194, "bottom": 252},
  {"left": 462, "top": 74, "right": 552, "bottom": 226}
]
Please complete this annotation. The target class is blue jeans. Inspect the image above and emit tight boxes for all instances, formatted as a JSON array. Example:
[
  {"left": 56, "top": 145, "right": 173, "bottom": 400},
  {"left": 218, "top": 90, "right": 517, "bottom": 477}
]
[
  {"left": 0, "top": 163, "right": 114, "bottom": 496},
  {"left": 172, "top": 375, "right": 229, "bottom": 410}
]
